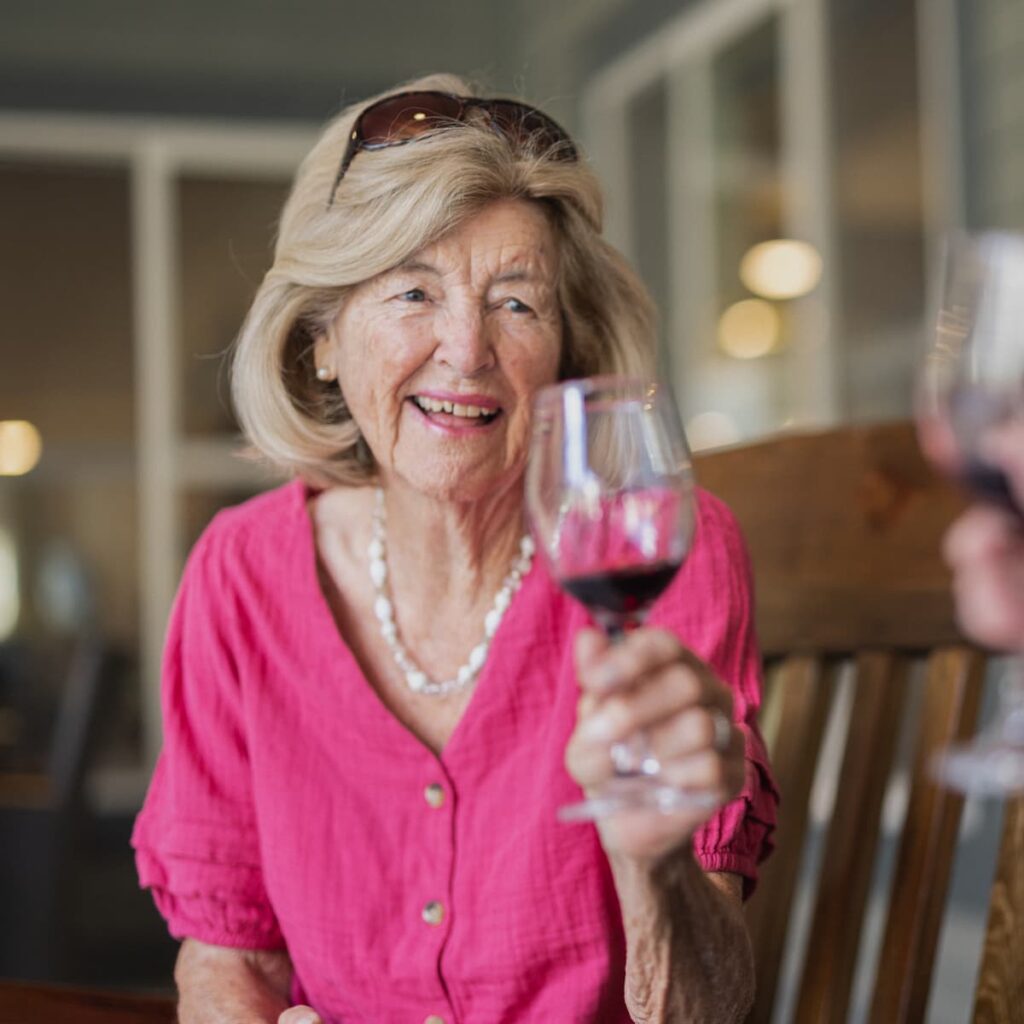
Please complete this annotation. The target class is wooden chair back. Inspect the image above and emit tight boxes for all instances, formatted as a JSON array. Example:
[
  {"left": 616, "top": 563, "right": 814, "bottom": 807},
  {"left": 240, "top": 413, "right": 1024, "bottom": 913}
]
[{"left": 694, "top": 421, "right": 1024, "bottom": 1024}]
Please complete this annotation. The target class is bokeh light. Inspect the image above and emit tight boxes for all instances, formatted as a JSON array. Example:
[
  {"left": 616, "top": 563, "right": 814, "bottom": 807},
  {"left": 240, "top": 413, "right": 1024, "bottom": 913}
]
[
  {"left": 0, "top": 420, "right": 43, "bottom": 476},
  {"left": 740, "top": 239, "right": 823, "bottom": 300},
  {"left": 717, "top": 299, "right": 781, "bottom": 359}
]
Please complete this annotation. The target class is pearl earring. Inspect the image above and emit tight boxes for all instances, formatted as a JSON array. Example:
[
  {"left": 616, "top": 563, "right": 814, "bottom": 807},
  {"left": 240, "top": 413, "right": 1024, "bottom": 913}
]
[{"left": 316, "top": 366, "right": 335, "bottom": 382}]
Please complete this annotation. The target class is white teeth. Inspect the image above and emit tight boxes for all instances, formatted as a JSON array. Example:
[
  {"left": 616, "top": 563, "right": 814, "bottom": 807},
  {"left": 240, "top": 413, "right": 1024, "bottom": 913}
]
[{"left": 414, "top": 396, "right": 494, "bottom": 419}]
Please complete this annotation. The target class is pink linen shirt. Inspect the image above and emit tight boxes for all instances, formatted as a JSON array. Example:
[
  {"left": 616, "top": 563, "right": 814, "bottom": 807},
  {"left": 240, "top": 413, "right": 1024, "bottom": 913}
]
[{"left": 133, "top": 479, "right": 777, "bottom": 1024}]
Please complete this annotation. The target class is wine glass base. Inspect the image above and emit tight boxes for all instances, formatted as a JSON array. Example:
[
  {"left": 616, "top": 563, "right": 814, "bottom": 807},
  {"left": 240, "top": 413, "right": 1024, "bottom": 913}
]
[
  {"left": 931, "top": 740, "right": 1024, "bottom": 796},
  {"left": 557, "top": 777, "right": 717, "bottom": 823}
]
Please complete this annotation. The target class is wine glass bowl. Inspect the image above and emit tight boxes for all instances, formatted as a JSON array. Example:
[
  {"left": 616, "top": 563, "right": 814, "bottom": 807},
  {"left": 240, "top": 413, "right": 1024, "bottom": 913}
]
[{"left": 527, "top": 376, "right": 702, "bottom": 820}]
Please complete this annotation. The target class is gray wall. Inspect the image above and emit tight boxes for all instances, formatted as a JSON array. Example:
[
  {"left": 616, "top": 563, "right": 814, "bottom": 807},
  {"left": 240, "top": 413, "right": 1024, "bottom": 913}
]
[{"left": 959, "top": 0, "right": 1024, "bottom": 230}]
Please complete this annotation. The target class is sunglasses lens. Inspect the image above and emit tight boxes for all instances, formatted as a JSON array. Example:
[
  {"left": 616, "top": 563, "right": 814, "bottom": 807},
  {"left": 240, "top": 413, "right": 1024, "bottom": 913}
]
[
  {"left": 486, "top": 101, "right": 576, "bottom": 158},
  {"left": 358, "top": 92, "right": 464, "bottom": 145}
]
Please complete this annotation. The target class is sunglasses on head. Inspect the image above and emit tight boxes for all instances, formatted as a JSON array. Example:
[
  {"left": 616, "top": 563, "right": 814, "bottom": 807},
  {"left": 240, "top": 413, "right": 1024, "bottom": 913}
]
[{"left": 326, "top": 90, "right": 578, "bottom": 206}]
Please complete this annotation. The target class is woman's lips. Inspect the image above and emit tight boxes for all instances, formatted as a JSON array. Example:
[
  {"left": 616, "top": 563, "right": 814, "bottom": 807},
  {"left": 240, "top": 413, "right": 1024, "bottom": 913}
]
[{"left": 407, "top": 396, "right": 503, "bottom": 433}]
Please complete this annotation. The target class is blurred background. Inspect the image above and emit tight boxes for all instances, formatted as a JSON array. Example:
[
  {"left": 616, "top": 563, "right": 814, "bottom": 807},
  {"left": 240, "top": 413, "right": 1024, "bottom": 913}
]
[{"left": 0, "top": 0, "right": 1020, "bottom": 1018}]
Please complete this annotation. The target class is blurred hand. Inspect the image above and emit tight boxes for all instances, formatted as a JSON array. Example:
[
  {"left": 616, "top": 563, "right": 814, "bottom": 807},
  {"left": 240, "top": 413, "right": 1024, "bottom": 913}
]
[
  {"left": 278, "top": 1007, "right": 323, "bottom": 1024},
  {"left": 943, "top": 420, "right": 1024, "bottom": 651},
  {"left": 566, "top": 627, "right": 744, "bottom": 864},
  {"left": 945, "top": 504, "right": 1024, "bottom": 651}
]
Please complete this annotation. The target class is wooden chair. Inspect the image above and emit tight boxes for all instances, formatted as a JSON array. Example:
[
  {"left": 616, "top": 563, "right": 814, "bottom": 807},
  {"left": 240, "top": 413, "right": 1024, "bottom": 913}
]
[{"left": 694, "top": 421, "right": 1024, "bottom": 1024}]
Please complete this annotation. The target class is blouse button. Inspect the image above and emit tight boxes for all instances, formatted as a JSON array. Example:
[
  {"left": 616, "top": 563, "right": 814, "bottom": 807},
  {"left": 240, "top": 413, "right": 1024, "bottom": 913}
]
[
  {"left": 424, "top": 783, "right": 445, "bottom": 808},
  {"left": 422, "top": 900, "right": 445, "bottom": 926}
]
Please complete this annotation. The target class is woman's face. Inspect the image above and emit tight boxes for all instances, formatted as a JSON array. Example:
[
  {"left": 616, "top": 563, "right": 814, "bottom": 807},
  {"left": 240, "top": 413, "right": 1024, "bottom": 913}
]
[{"left": 321, "top": 199, "right": 564, "bottom": 501}]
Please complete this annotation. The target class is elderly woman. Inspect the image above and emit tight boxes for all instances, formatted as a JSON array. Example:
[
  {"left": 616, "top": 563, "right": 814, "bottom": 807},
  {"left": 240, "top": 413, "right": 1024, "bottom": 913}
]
[{"left": 132, "top": 73, "right": 777, "bottom": 1024}]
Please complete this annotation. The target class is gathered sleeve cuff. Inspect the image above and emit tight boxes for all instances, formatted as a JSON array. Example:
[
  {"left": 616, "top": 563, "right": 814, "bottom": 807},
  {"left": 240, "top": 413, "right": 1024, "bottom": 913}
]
[
  {"left": 132, "top": 809, "right": 285, "bottom": 948},
  {"left": 692, "top": 723, "right": 778, "bottom": 899}
]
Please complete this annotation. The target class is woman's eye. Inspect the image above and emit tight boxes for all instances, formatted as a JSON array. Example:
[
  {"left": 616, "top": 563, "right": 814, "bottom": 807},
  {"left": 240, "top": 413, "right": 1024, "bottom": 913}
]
[
  {"left": 503, "top": 297, "right": 532, "bottom": 314},
  {"left": 399, "top": 288, "right": 427, "bottom": 302}
]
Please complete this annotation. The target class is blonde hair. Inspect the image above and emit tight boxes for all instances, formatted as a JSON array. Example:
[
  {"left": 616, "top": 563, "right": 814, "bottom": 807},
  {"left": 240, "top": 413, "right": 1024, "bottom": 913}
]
[{"left": 232, "top": 72, "right": 657, "bottom": 487}]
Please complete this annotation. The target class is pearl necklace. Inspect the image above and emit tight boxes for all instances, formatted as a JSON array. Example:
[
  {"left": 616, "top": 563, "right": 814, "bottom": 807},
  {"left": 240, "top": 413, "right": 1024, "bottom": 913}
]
[{"left": 368, "top": 489, "right": 535, "bottom": 696}]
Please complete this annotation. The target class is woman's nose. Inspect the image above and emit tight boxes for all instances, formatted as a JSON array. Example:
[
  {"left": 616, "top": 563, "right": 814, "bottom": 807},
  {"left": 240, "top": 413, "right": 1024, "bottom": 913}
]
[{"left": 434, "top": 306, "right": 495, "bottom": 375}]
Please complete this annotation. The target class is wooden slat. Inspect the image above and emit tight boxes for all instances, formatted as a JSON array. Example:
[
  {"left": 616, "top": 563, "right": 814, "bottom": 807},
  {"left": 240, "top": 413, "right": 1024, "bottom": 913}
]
[
  {"left": 794, "top": 652, "right": 909, "bottom": 1024},
  {"left": 972, "top": 795, "right": 1024, "bottom": 1023},
  {"left": 868, "top": 647, "right": 987, "bottom": 1022},
  {"left": 745, "top": 655, "right": 837, "bottom": 1024}
]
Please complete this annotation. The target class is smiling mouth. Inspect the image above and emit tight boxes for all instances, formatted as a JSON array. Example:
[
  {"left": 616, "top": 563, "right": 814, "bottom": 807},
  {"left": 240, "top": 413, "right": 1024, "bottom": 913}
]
[{"left": 410, "top": 395, "right": 501, "bottom": 424}]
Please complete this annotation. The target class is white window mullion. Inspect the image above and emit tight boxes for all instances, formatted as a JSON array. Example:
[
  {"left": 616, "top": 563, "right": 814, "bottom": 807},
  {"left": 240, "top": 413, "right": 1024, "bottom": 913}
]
[
  {"left": 131, "top": 140, "right": 180, "bottom": 769},
  {"left": 667, "top": 58, "right": 718, "bottom": 421},
  {"left": 780, "top": 0, "right": 841, "bottom": 426},
  {"left": 582, "top": 88, "right": 636, "bottom": 265}
]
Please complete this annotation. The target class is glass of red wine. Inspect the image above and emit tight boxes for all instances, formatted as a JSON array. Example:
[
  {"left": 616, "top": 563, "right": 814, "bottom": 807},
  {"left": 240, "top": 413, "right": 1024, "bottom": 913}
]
[
  {"left": 526, "top": 376, "right": 703, "bottom": 821},
  {"left": 918, "top": 230, "right": 1024, "bottom": 794}
]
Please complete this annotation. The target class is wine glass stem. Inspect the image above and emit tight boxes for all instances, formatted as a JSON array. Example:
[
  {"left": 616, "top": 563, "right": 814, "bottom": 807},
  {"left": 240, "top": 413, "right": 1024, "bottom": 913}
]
[
  {"left": 997, "top": 656, "right": 1024, "bottom": 743},
  {"left": 605, "top": 616, "right": 662, "bottom": 777}
]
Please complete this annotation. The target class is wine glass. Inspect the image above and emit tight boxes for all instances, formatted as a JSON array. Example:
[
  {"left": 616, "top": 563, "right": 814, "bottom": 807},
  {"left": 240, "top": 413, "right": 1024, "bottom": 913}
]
[
  {"left": 918, "top": 230, "right": 1024, "bottom": 794},
  {"left": 526, "top": 375, "right": 706, "bottom": 821}
]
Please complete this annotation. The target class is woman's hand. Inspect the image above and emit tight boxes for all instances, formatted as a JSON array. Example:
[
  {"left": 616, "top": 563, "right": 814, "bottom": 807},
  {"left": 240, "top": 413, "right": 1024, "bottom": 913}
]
[
  {"left": 566, "top": 627, "right": 745, "bottom": 864},
  {"left": 945, "top": 504, "right": 1024, "bottom": 650},
  {"left": 943, "top": 421, "right": 1024, "bottom": 652}
]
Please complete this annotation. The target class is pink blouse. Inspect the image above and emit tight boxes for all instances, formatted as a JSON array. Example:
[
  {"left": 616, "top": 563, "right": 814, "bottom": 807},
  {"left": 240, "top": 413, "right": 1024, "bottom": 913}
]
[{"left": 132, "top": 479, "right": 777, "bottom": 1024}]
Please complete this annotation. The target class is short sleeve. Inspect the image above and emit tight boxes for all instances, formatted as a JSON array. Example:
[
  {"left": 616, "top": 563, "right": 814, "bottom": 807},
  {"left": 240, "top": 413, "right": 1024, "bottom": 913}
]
[
  {"left": 131, "top": 519, "right": 284, "bottom": 948},
  {"left": 651, "top": 490, "right": 779, "bottom": 899}
]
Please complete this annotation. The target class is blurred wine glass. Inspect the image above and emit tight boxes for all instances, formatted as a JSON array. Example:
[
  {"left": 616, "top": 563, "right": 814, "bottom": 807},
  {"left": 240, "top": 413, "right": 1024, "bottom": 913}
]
[{"left": 918, "top": 231, "right": 1024, "bottom": 794}]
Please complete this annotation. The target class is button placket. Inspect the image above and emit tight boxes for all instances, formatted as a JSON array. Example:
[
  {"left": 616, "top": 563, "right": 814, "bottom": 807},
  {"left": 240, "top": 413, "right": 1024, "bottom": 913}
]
[{"left": 418, "top": 768, "right": 456, "bottom": 1022}]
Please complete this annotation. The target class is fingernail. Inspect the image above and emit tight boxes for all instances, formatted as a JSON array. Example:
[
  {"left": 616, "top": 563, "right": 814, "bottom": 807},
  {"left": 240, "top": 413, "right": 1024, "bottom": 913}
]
[{"left": 580, "top": 712, "right": 615, "bottom": 742}]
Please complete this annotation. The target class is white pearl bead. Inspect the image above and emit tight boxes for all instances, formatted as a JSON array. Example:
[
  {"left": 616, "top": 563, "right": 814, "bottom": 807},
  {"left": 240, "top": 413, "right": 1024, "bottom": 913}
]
[
  {"left": 494, "top": 589, "right": 511, "bottom": 613},
  {"left": 407, "top": 670, "right": 428, "bottom": 692},
  {"left": 374, "top": 595, "right": 393, "bottom": 623},
  {"left": 369, "top": 559, "right": 387, "bottom": 587},
  {"left": 368, "top": 538, "right": 384, "bottom": 562},
  {"left": 467, "top": 643, "right": 488, "bottom": 673},
  {"left": 456, "top": 665, "right": 474, "bottom": 686},
  {"left": 484, "top": 608, "right": 502, "bottom": 637}
]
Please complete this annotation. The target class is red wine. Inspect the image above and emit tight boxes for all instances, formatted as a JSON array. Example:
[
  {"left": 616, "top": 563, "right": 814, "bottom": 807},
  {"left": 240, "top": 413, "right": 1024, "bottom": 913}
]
[
  {"left": 561, "top": 561, "right": 681, "bottom": 619},
  {"left": 961, "top": 459, "right": 1022, "bottom": 515}
]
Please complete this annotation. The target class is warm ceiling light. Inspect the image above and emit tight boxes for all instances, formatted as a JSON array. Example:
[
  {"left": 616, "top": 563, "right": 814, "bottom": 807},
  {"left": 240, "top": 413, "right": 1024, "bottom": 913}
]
[
  {"left": 717, "top": 299, "right": 781, "bottom": 359},
  {"left": 740, "top": 239, "right": 823, "bottom": 300},
  {"left": 686, "top": 411, "right": 741, "bottom": 452},
  {"left": 0, "top": 420, "right": 43, "bottom": 476}
]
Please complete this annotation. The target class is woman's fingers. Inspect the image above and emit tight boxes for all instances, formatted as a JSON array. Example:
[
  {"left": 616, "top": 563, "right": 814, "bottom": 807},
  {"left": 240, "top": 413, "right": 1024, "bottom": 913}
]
[
  {"left": 279, "top": 1007, "right": 323, "bottom": 1024},
  {"left": 646, "top": 704, "right": 741, "bottom": 762},
  {"left": 944, "top": 505, "right": 1024, "bottom": 648},
  {"left": 567, "top": 627, "right": 740, "bottom": 791},
  {"left": 658, "top": 740, "right": 745, "bottom": 799},
  {"left": 575, "top": 627, "right": 683, "bottom": 693},
  {"left": 576, "top": 663, "right": 729, "bottom": 746}
]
